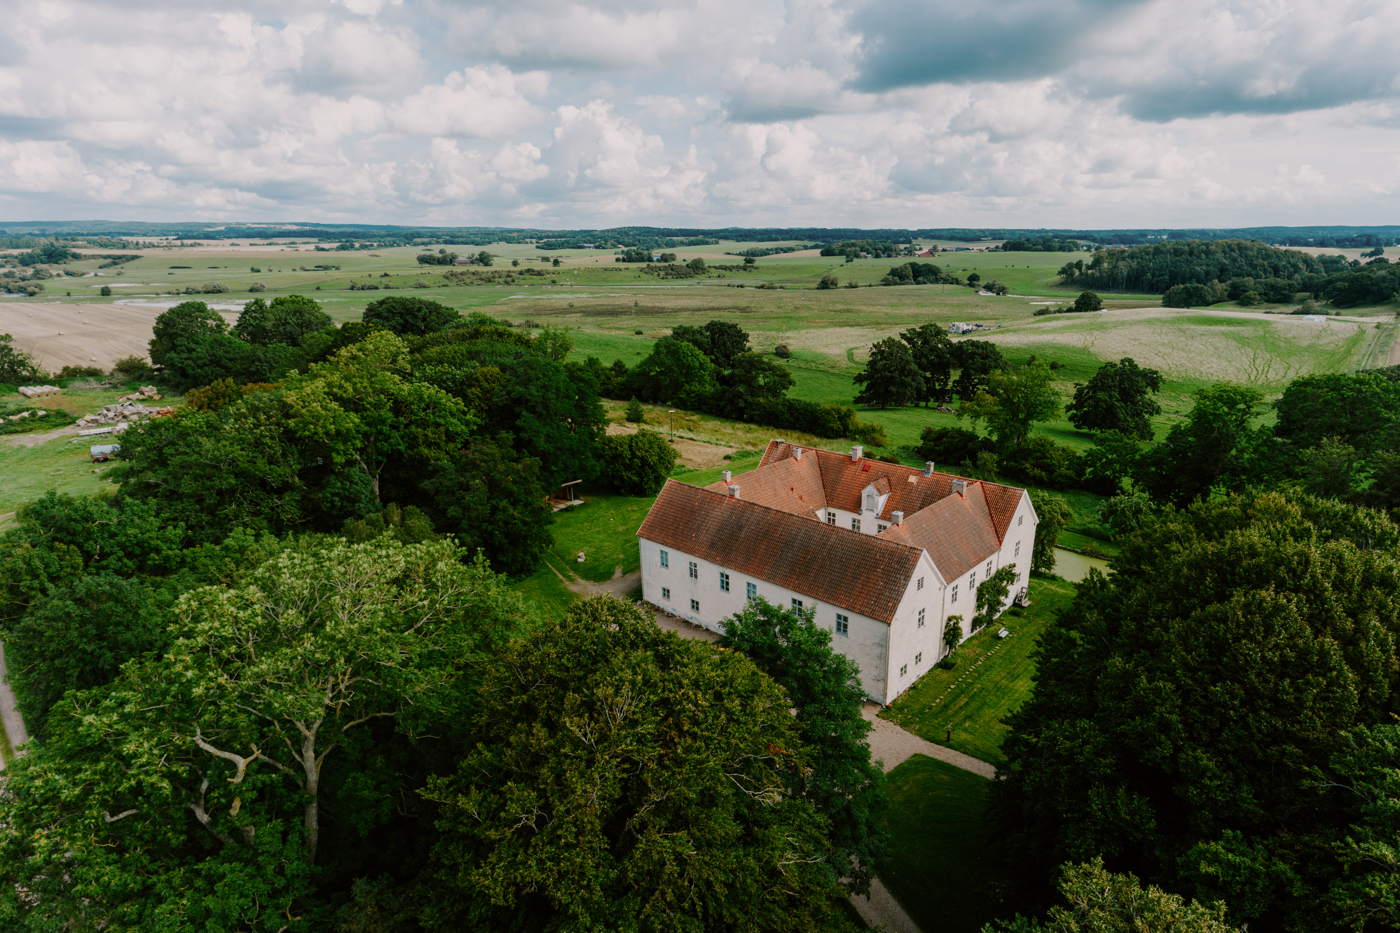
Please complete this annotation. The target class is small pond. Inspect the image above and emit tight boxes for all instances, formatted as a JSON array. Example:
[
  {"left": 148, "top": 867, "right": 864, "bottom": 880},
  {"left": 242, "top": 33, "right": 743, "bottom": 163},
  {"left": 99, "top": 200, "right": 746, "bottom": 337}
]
[{"left": 1052, "top": 547, "right": 1112, "bottom": 583}]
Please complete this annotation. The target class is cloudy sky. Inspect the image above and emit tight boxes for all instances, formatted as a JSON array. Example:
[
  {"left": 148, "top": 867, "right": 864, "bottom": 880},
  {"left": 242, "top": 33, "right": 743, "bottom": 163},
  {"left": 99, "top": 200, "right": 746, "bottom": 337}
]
[{"left": 1, "top": 0, "right": 1397, "bottom": 228}]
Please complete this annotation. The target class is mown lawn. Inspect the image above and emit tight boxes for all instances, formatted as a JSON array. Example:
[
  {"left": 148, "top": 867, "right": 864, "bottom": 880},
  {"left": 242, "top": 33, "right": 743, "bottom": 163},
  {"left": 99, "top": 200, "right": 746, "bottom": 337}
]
[
  {"left": 878, "top": 754, "right": 1000, "bottom": 933},
  {"left": 881, "top": 573, "right": 1078, "bottom": 764}
]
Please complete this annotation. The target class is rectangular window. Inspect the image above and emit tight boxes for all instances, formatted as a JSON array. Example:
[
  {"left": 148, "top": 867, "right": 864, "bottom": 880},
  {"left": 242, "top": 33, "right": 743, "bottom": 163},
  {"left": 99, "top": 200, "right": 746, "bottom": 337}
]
[
  {"left": 662, "top": 587, "right": 671, "bottom": 600},
  {"left": 1018, "top": 515, "right": 1023, "bottom": 526},
  {"left": 835, "top": 613, "right": 849, "bottom": 636},
  {"left": 917, "top": 576, "right": 925, "bottom": 591},
  {"left": 746, "top": 581, "right": 757, "bottom": 601},
  {"left": 851, "top": 518, "right": 861, "bottom": 532},
  {"left": 877, "top": 523, "right": 888, "bottom": 533},
  {"left": 791, "top": 598, "right": 804, "bottom": 613},
  {"left": 951, "top": 583, "right": 959, "bottom": 603},
  {"left": 1014, "top": 541, "right": 1021, "bottom": 557},
  {"left": 690, "top": 598, "right": 700, "bottom": 612},
  {"left": 916, "top": 652, "right": 922, "bottom": 665},
  {"left": 719, "top": 572, "right": 730, "bottom": 592},
  {"left": 918, "top": 608, "right": 926, "bottom": 628},
  {"left": 986, "top": 560, "right": 993, "bottom": 576},
  {"left": 900, "top": 664, "right": 908, "bottom": 678},
  {"left": 660, "top": 550, "right": 669, "bottom": 569},
  {"left": 970, "top": 571, "right": 977, "bottom": 590},
  {"left": 826, "top": 511, "right": 836, "bottom": 525},
  {"left": 688, "top": 561, "right": 698, "bottom": 579}
]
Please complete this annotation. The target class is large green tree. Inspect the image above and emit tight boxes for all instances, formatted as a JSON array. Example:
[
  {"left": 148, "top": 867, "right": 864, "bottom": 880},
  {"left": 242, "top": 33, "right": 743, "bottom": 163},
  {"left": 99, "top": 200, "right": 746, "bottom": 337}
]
[
  {"left": 487, "top": 353, "right": 607, "bottom": 489},
  {"left": 232, "top": 294, "right": 332, "bottom": 347},
  {"left": 989, "top": 491, "right": 1400, "bottom": 932},
  {"left": 418, "top": 435, "right": 555, "bottom": 576},
  {"left": 960, "top": 360, "right": 1062, "bottom": 448},
  {"left": 901, "top": 322, "right": 955, "bottom": 406},
  {"left": 0, "top": 537, "right": 528, "bottom": 932},
  {"left": 626, "top": 336, "right": 715, "bottom": 402},
  {"left": 362, "top": 296, "right": 458, "bottom": 336},
  {"left": 952, "top": 340, "right": 1008, "bottom": 402},
  {"left": 1135, "top": 383, "right": 1262, "bottom": 506},
  {"left": 597, "top": 429, "right": 677, "bottom": 495},
  {"left": 149, "top": 300, "right": 229, "bottom": 367},
  {"left": 718, "top": 598, "right": 891, "bottom": 896},
  {"left": 854, "top": 336, "right": 925, "bottom": 408},
  {"left": 422, "top": 596, "right": 861, "bottom": 933},
  {"left": 1065, "top": 358, "right": 1163, "bottom": 440}
]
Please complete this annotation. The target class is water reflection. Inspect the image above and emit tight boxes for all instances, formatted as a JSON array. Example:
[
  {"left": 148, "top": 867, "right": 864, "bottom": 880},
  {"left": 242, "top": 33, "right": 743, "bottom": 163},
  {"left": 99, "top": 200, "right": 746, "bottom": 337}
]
[{"left": 1051, "top": 547, "right": 1111, "bottom": 583}]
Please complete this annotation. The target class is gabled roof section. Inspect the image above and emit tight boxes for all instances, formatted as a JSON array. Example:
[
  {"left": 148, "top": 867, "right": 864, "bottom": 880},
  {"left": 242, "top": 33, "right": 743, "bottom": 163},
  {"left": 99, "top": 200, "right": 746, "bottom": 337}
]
[
  {"left": 760, "top": 440, "right": 1026, "bottom": 530},
  {"left": 705, "top": 452, "right": 825, "bottom": 516},
  {"left": 881, "top": 482, "right": 1003, "bottom": 582},
  {"left": 638, "top": 480, "right": 922, "bottom": 623}
]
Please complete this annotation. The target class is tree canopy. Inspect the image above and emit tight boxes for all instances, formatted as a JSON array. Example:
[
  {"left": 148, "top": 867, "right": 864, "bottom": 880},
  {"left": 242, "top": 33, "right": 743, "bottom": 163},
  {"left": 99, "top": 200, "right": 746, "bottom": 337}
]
[
  {"left": 1066, "top": 358, "right": 1163, "bottom": 440},
  {"left": 960, "top": 359, "right": 1062, "bottom": 448},
  {"left": 421, "top": 595, "right": 863, "bottom": 933},
  {"left": 990, "top": 490, "right": 1400, "bottom": 932},
  {"left": 854, "top": 337, "right": 925, "bottom": 408},
  {"left": 362, "top": 296, "right": 459, "bottom": 336}
]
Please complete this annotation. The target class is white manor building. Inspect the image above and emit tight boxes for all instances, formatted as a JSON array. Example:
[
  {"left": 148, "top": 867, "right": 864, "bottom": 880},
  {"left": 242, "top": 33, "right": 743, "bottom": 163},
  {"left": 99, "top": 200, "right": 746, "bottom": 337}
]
[{"left": 636, "top": 440, "right": 1039, "bottom": 704}]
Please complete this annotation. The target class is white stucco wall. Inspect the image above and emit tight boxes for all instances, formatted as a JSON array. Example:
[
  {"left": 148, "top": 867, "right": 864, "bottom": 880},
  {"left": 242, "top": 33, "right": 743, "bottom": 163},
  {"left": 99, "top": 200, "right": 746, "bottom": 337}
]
[{"left": 639, "top": 535, "right": 894, "bottom": 702}]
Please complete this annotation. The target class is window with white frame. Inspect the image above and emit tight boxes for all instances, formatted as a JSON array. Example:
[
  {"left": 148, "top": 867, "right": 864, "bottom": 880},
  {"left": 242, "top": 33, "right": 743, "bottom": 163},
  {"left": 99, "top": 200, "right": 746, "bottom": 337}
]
[
  {"left": 746, "top": 581, "right": 757, "bottom": 600},
  {"left": 792, "top": 598, "right": 804, "bottom": 613},
  {"left": 719, "top": 572, "right": 730, "bottom": 592},
  {"left": 918, "top": 608, "right": 925, "bottom": 628},
  {"left": 986, "top": 560, "right": 993, "bottom": 576},
  {"left": 866, "top": 492, "right": 876, "bottom": 511},
  {"left": 851, "top": 518, "right": 861, "bottom": 532},
  {"left": 1018, "top": 515, "right": 1023, "bottom": 526},
  {"left": 900, "top": 664, "right": 908, "bottom": 677},
  {"left": 917, "top": 576, "right": 924, "bottom": 591},
  {"left": 690, "top": 598, "right": 700, "bottom": 612},
  {"left": 951, "top": 583, "right": 959, "bottom": 603},
  {"left": 660, "top": 550, "right": 669, "bottom": 568},
  {"left": 915, "top": 652, "right": 922, "bottom": 665},
  {"left": 827, "top": 511, "right": 836, "bottom": 524},
  {"left": 662, "top": 587, "right": 671, "bottom": 600},
  {"left": 835, "top": 613, "right": 849, "bottom": 636},
  {"left": 878, "top": 523, "right": 887, "bottom": 533},
  {"left": 688, "top": 561, "right": 698, "bottom": 579},
  {"left": 970, "top": 570, "right": 977, "bottom": 590},
  {"left": 1014, "top": 540, "right": 1020, "bottom": 557}
]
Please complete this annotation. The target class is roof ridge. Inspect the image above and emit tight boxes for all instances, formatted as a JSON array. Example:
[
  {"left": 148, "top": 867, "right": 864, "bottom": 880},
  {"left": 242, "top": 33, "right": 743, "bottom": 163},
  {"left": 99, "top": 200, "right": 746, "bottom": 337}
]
[{"left": 665, "top": 479, "right": 925, "bottom": 559}]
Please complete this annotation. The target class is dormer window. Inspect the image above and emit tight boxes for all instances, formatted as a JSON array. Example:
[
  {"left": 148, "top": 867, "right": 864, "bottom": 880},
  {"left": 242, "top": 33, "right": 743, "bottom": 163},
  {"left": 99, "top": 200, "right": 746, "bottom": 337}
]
[{"left": 865, "top": 492, "right": 876, "bottom": 512}]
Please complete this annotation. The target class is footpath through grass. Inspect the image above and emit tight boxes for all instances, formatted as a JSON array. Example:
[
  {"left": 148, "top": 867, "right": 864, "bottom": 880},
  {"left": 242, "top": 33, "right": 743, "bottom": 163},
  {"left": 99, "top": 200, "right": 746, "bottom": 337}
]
[
  {"left": 879, "top": 754, "right": 999, "bottom": 933},
  {"left": 881, "top": 573, "right": 1079, "bottom": 764}
]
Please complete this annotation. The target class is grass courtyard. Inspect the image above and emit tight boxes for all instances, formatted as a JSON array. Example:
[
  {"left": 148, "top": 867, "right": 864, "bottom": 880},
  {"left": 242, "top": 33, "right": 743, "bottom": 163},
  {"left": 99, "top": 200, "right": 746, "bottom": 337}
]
[
  {"left": 881, "top": 573, "right": 1080, "bottom": 765},
  {"left": 879, "top": 754, "right": 1000, "bottom": 933}
]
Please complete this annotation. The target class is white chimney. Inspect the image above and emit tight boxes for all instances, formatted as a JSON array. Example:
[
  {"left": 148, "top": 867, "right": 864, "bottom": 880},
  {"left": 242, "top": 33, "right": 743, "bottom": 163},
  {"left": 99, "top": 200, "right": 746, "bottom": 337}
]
[
  {"left": 793, "top": 447, "right": 803, "bottom": 460},
  {"left": 924, "top": 461, "right": 934, "bottom": 477},
  {"left": 892, "top": 510, "right": 904, "bottom": 525},
  {"left": 952, "top": 479, "right": 967, "bottom": 496},
  {"left": 727, "top": 484, "right": 741, "bottom": 499},
  {"left": 851, "top": 445, "right": 863, "bottom": 461},
  {"left": 722, "top": 470, "right": 732, "bottom": 483}
]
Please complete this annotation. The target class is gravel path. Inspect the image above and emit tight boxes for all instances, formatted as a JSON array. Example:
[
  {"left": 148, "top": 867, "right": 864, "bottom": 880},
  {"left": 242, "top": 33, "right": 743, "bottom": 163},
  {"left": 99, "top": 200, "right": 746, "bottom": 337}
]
[
  {"left": 0, "top": 642, "right": 31, "bottom": 770},
  {"left": 863, "top": 703, "right": 997, "bottom": 779}
]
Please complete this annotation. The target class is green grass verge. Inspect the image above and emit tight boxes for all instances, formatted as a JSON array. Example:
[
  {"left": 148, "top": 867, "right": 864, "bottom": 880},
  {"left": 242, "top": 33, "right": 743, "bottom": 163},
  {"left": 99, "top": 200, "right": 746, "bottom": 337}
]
[
  {"left": 880, "top": 574, "right": 1078, "bottom": 764},
  {"left": 879, "top": 754, "right": 998, "bottom": 933}
]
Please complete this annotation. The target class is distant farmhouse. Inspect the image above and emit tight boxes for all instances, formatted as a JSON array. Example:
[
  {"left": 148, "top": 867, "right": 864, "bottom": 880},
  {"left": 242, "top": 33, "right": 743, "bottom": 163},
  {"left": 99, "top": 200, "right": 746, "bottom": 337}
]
[{"left": 637, "top": 441, "right": 1038, "bottom": 703}]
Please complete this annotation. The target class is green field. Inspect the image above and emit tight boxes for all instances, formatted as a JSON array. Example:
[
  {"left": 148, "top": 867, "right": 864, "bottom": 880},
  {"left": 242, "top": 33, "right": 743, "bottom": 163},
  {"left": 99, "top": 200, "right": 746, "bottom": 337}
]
[
  {"left": 879, "top": 754, "right": 1000, "bottom": 933},
  {"left": 881, "top": 574, "right": 1079, "bottom": 764}
]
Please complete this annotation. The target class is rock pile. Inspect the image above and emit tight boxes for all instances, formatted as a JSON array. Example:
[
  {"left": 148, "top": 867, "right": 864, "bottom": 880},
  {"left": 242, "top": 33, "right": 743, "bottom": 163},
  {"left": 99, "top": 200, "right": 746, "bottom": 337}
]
[
  {"left": 77, "top": 400, "right": 173, "bottom": 427},
  {"left": 18, "top": 385, "right": 61, "bottom": 398},
  {"left": 117, "top": 385, "right": 163, "bottom": 403}
]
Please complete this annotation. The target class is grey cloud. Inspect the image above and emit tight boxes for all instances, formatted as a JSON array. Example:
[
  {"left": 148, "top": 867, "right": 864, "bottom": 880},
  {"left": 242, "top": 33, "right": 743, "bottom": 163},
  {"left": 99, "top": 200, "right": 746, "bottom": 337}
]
[{"left": 848, "top": 0, "right": 1149, "bottom": 92}]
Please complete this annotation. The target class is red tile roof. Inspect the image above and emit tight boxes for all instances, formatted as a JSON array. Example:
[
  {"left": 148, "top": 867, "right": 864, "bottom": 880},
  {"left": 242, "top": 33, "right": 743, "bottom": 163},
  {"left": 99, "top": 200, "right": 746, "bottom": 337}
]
[
  {"left": 705, "top": 452, "right": 826, "bottom": 517},
  {"left": 760, "top": 440, "right": 1027, "bottom": 535},
  {"left": 638, "top": 480, "right": 923, "bottom": 623},
  {"left": 880, "top": 482, "right": 1003, "bottom": 581}
]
